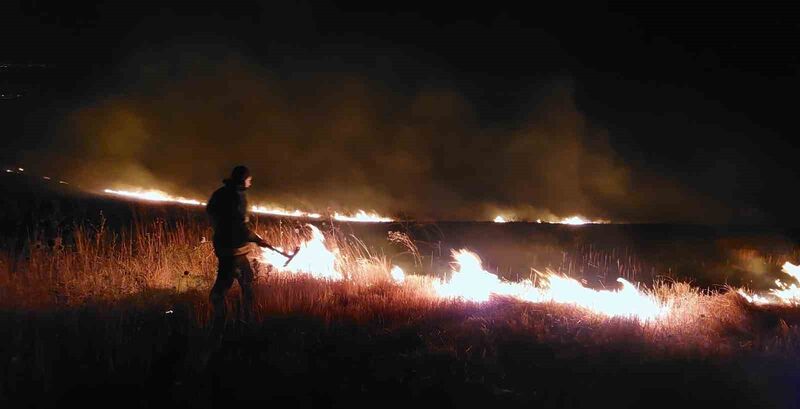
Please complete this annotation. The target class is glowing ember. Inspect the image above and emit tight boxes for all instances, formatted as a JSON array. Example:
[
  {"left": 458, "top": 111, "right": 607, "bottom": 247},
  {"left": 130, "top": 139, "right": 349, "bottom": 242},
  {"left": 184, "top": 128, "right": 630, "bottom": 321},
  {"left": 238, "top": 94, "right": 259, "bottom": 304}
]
[
  {"left": 260, "top": 224, "right": 342, "bottom": 280},
  {"left": 493, "top": 216, "right": 508, "bottom": 223},
  {"left": 333, "top": 210, "right": 393, "bottom": 223},
  {"left": 17, "top": 167, "right": 24, "bottom": 172},
  {"left": 433, "top": 249, "right": 667, "bottom": 321}
]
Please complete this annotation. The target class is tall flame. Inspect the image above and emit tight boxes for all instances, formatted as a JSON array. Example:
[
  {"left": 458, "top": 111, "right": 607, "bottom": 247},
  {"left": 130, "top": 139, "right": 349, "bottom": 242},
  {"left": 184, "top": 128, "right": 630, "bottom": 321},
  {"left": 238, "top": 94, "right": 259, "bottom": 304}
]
[{"left": 260, "top": 224, "right": 342, "bottom": 280}]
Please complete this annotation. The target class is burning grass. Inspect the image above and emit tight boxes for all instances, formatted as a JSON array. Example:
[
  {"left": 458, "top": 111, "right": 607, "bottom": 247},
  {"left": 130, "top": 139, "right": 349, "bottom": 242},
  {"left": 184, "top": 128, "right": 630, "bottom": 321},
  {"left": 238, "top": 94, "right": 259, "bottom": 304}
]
[{"left": 2, "top": 218, "right": 800, "bottom": 407}]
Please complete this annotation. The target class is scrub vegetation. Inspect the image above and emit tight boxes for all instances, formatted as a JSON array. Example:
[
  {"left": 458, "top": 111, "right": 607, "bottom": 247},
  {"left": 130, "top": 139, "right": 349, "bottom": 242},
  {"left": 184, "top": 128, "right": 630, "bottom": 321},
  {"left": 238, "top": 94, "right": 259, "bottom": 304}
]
[{"left": 2, "top": 193, "right": 800, "bottom": 407}]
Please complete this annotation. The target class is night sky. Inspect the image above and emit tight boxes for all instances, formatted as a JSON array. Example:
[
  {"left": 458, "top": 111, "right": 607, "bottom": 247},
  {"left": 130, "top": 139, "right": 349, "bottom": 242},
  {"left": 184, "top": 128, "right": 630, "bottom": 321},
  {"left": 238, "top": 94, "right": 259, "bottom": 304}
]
[{"left": 2, "top": 1, "right": 799, "bottom": 224}]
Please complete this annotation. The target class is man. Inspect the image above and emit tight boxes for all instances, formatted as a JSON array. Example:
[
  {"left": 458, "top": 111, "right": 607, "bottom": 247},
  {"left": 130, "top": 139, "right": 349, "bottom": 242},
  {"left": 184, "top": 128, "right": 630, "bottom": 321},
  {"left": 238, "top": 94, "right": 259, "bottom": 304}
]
[{"left": 206, "top": 165, "right": 270, "bottom": 335}]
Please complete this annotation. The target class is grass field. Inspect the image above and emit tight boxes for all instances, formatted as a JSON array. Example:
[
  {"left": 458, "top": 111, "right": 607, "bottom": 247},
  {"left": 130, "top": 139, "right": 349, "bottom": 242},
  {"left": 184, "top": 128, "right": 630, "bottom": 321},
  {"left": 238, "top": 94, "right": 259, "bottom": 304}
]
[{"left": 2, "top": 180, "right": 800, "bottom": 407}]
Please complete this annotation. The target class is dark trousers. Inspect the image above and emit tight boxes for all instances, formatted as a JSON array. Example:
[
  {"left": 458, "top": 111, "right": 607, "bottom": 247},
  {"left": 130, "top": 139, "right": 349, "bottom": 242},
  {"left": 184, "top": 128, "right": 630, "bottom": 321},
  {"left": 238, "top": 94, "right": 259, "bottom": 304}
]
[{"left": 209, "top": 253, "right": 256, "bottom": 335}]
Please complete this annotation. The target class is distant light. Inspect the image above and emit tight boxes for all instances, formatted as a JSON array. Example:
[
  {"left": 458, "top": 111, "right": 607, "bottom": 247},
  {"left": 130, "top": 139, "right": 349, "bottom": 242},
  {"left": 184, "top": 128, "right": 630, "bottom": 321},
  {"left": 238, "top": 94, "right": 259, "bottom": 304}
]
[
  {"left": 59, "top": 180, "right": 68, "bottom": 185},
  {"left": 493, "top": 215, "right": 508, "bottom": 223},
  {"left": 43, "top": 176, "right": 51, "bottom": 180},
  {"left": 560, "top": 216, "right": 590, "bottom": 225},
  {"left": 17, "top": 167, "right": 23, "bottom": 172},
  {"left": 4, "top": 169, "right": 12, "bottom": 173}
]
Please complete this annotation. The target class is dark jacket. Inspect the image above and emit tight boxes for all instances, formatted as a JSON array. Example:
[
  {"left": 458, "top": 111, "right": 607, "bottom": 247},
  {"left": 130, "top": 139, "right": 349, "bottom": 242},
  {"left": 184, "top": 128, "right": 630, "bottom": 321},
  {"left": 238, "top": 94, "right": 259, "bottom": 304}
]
[{"left": 206, "top": 180, "right": 260, "bottom": 256}]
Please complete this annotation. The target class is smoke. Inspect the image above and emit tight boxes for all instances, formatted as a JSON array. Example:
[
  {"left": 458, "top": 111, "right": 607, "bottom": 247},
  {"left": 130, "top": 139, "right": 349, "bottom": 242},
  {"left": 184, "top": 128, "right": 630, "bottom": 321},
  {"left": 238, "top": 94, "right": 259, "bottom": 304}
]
[{"left": 32, "top": 48, "right": 730, "bottom": 223}]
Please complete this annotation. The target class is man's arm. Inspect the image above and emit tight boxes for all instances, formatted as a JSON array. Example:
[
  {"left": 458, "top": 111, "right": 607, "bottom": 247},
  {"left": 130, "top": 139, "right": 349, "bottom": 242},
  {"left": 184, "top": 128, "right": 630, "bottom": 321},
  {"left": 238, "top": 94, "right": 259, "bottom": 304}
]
[{"left": 237, "top": 193, "right": 270, "bottom": 247}]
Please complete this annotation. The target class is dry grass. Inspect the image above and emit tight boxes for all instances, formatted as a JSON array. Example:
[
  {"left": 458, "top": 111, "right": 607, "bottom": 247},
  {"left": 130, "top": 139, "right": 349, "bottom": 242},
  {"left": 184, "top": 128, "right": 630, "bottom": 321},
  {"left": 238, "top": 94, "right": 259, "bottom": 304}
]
[
  {"left": 2, "top": 218, "right": 800, "bottom": 407},
  {"left": 3, "top": 218, "right": 800, "bottom": 353}
]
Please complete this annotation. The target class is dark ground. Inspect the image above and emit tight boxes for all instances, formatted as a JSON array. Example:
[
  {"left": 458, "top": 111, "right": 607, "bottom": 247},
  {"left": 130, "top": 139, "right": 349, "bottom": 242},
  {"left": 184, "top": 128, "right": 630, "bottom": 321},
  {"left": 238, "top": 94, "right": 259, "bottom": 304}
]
[{"left": 2, "top": 289, "right": 798, "bottom": 409}]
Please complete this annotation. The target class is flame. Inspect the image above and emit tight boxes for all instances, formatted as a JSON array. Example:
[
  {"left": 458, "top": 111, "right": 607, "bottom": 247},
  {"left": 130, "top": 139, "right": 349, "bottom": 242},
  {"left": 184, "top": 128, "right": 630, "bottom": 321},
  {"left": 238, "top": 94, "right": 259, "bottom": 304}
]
[
  {"left": 103, "top": 189, "right": 206, "bottom": 206},
  {"left": 102, "top": 187, "right": 392, "bottom": 222},
  {"left": 492, "top": 214, "right": 608, "bottom": 224},
  {"left": 391, "top": 266, "right": 406, "bottom": 283},
  {"left": 555, "top": 215, "right": 610, "bottom": 225},
  {"left": 256, "top": 231, "right": 666, "bottom": 320},
  {"left": 560, "top": 216, "right": 591, "bottom": 225},
  {"left": 260, "top": 224, "right": 342, "bottom": 280},
  {"left": 738, "top": 262, "right": 800, "bottom": 305},
  {"left": 433, "top": 249, "right": 666, "bottom": 321},
  {"left": 251, "top": 205, "right": 321, "bottom": 219},
  {"left": 769, "top": 261, "right": 800, "bottom": 304},
  {"left": 736, "top": 289, "right": 771, "bottom": 305},
  {"left": 333, "top": 210, "right": 393, "bottom": 223}
]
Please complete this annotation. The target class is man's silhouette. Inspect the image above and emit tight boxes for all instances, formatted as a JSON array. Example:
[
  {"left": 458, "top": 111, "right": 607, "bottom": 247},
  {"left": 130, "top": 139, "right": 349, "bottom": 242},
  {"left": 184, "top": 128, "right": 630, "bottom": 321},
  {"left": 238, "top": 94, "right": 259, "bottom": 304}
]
[{"left": 205, "top": 165, "right": 270, "bottom": 336}]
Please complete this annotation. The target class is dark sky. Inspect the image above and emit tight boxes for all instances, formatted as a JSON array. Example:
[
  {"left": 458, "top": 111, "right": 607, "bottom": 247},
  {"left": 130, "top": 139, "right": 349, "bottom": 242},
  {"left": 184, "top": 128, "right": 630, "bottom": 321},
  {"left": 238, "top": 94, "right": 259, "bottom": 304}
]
[{"left": 1, "top": 1, "right": 799, "bottom": 223}]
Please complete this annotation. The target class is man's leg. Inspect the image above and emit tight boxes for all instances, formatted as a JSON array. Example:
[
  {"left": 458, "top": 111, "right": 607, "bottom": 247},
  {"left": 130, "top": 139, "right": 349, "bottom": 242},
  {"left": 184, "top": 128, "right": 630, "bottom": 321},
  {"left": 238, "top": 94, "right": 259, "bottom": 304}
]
[
  {"left": 210, "top": 256, "right": 235, "bottom": 339},
  {"left": 234, "top": 254, "right": 257, "bottom": 324}
]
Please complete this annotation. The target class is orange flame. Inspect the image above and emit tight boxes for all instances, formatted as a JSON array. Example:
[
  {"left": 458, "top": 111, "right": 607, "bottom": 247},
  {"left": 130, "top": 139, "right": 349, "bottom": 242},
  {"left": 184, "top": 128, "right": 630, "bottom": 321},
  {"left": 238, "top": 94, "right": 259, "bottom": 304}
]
[
  {"left": 739, "top": 261, "right": 800, "bottom": 305},
  {"left": 259, "top": 224, "right": 342, "bottom": 280},
  {"left": 333, "top": 210, "right": 393, "bottom": 223},
  {"left": 102, "top": 187, "right": 392, "bottom": 222},
  {"left": 103, "top": 189, "right": 206, "bottom": 206},
  {"left": 431, "top": 250, "right": 666, "bottom": 321}
]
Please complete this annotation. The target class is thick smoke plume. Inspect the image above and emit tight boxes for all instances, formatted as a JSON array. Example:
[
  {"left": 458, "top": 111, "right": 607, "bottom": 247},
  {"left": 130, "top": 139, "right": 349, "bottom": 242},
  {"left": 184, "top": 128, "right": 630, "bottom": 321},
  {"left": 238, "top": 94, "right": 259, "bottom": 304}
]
[{"left": 33, "top": 49, "right": 727, "bottom": 223}]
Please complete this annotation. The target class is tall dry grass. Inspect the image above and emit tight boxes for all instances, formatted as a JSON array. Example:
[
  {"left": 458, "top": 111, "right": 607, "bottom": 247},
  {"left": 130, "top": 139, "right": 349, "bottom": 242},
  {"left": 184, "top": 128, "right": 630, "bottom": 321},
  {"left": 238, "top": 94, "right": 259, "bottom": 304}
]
[
  {"left": 4, "top": 218, "right": 800, "bottom": 407},
  {"left": 2, "top": 217, "right": 799, "bottom": 358}
]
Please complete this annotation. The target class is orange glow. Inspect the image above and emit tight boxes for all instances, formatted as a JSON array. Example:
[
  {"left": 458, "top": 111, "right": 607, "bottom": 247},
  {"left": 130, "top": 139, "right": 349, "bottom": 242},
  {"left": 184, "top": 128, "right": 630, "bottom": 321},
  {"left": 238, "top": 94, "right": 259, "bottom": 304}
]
[
  {"left": 333, "top": 210, "right": 393, "bottom": 223},
  {"left": 260, "top": 224, "right": 342, "bottom": 280},
  {"left": 251, "top": 205, "right": 321, "bottom": 219},
  {"left": 740, "top": 261, "right": 800, "bottom": 305},
  {"left": 103, "top": 189, "right": 205, "bottom": 206},
  {"left": 430, "top": 249, "right": 667, "bottom": 321},
  {"left": 102, "top": 187, "right": 393, "bottom": 222}
]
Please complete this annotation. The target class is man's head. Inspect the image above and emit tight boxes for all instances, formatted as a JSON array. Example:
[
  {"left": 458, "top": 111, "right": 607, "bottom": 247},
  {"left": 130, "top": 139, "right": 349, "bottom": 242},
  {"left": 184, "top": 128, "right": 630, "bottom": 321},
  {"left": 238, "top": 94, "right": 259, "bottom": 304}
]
[{"left": 229, "top": 165, "right": 252, "bottom": 189}]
